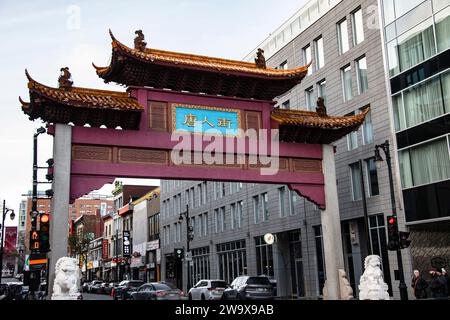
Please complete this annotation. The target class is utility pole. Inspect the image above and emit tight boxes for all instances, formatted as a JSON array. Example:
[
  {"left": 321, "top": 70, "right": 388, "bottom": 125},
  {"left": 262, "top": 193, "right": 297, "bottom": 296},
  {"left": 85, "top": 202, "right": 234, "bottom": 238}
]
[{"left": 375, "top": 140, "right": 408, "bottom": 300}]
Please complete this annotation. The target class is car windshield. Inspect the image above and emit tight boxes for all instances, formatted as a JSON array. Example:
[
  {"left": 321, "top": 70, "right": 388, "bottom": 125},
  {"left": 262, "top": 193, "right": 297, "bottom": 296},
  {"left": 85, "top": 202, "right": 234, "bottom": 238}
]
[
  {"left": 153, "top": 283, "right": 173, "bottom": 291},
  {"left": 246, "top": 277, "right": 271, "bottom": 285},
  {"left": 211, "top": 281, "right": 227, "bottom": 288},
  {"left": 128, "top": 281, "right": 144, "bottom": 287}
]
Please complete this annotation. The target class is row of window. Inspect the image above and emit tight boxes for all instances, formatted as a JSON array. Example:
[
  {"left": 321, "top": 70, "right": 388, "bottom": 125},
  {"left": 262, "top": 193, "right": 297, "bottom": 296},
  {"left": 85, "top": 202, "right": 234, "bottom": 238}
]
[
  {"left": 161, "top": 182, "right": 244, "bottom": 220},
  {"left": 347, "top": 109, "right": 373, "bottom": 151},
  {"left": 349, "top": 158, "right": 380, "bottom": 201},
  {"left": 393, "top": 70, "right": 450, "bottom": 132},
  {"left": 385, "top": 1, "right": 450, "bottom": 76},
  {"left": 281, "top": 53, "right": 368, "bottom": 111}
]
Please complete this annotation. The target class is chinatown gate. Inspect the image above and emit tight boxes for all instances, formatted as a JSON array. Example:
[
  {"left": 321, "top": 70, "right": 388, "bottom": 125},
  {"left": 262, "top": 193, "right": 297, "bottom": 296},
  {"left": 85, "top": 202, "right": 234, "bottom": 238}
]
[{"left": 20, "top": 30, "right": 368, "bottom": 299}]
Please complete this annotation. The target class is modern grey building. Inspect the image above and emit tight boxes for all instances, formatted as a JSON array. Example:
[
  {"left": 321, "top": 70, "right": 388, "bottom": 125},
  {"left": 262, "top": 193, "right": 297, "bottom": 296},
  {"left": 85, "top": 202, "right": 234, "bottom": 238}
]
[
  {"left": 160, "top": 0, "right": 421, "bottom": 299},
  {"left": 378, "top": 0, "right": 450, "bottom": 273}
]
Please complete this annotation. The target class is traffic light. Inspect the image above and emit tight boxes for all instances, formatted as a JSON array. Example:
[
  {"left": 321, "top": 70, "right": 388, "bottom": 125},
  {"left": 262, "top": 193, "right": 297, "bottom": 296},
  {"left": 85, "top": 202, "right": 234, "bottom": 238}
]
[
  {"left": 188, "top": 225, "right": 194, "bottom": 241},
  {"left": 45, "top": 189, "right": 54, "bottom": 197},
  {"left": 45, "top": 158, "right": 54, "bottom": 181},
  {"left": 39, "top": 213, "right": 50, "bottom": 252},
  {"left": 30, "top": 230, "right": 41, "bottom": 252},
  {"left": 386, "top": 215, "right": 399, "bottom": 251},
  {"left": 174, "top": 248, "right": 184, "bottom": 260},
  {"left": 399, "top": 231, "right": 411, "bottom": 249}
]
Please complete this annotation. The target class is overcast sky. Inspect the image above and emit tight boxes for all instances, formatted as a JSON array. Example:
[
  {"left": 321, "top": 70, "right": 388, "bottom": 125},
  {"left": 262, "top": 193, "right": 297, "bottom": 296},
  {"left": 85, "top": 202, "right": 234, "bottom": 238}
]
[{"left": 0, "top": 0, "right": 307, "bottom": 226}]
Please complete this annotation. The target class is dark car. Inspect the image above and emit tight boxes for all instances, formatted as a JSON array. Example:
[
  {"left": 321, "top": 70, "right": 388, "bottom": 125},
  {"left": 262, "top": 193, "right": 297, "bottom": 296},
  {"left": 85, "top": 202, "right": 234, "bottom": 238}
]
[
  {"left": 113, "top": 280, "right": 145, "bottom": 300},
  {"left": 105, "top": 282, "right": 117, "bottom": 296},
  {"left": 81, "top": 281, "right": 90, "bottom": 293},
  {"left": 222, "top": 276, "right": 274, "bottom": 300},
  {"left": 130, "top": 282, "right": 185, "bottom": 300},
  {"left": 88, "top": 280, "right": 103, "bottom": 293}
]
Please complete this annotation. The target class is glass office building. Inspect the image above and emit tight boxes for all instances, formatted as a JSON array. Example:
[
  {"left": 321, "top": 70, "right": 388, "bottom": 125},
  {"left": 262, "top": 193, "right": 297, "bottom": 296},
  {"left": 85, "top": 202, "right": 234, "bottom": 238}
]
[{"left": 380, "top": 0, "right": 450, "bottom": 272}]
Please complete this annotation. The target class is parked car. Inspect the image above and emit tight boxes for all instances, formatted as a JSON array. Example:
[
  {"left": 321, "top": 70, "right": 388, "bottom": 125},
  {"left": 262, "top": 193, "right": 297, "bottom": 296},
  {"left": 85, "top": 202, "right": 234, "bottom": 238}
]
[
  {"left": 188, "top": 280, "right": 228, "bottom": 300},
  {"left": 113, "top": 280, "right": 145, "bottom": 300},
  {"left": 105, "top": 282, "right": 117, "bottom": 296},
  {"left": 130, "top": 282, "right": 185, "bottom": 300},
  {"left": 259, "top": 275, "right": 277, "bottom": 296},
  {"left": 222, "top": 276, "right": 274, "bottom": 300},
  {"left": 88, "top": 280, "right": 103, "bottom": 293},
  {"left": 81, "top": 281, "right": 90, "bottom": 293}
]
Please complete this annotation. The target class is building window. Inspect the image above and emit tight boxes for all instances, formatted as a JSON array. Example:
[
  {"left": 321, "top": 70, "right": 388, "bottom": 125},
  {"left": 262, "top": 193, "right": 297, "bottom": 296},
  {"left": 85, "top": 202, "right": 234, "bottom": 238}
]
[
  {"left": 255, "top": 236, "right": 274, "bottom": 277},
  {"left": 317, "top": 79, "right": 326, "bottom": 105},
  {"left": 399, "top": 137, "right": 450, "bottom": 189},
  {"left": 346, "top": 112, "right": 358, "bottom": 150},
  {"left": 191, "top": 247, "right": 210, "bottom": 285},
  {"left": 356, "top": 56, "right": 368, "bottom": 94},
  {"left": 314, "top": 36, "right": 325, "bottom": 70},
  {"left": 289, "top": 189, "right": 299, "bottom": 215},
  {"left": 365, "top": 158, "right": 380, "bottom": 196},
  {"left": 203, "top": 213, "right": 208, "bottom": 236},
  {"left": 313, "top": 226, "right": 326, "bottom": 296},
  {"left": 436, "top": 7, "right": 450, "bottom": 53},
  {"left": 352, "top": 8, "right": 365, "bottom": 45},
  {"left": 350, "top": 162, "right": 363, "bottom": 201},
  {"left": 337, "top": 19, "right": 349, "bottom": 54},
  {"left": 221, "top": 183, "right": 226, "bottom": 197},
  {"left": 279, "top": 60, "right": 288, "bottom": 70},
  {"left": 341, "top": 65, "right": 353, "bottom": 101},
  {"left": 392, "top": 72, "right": 449, "bottom": 132},
  {"left": 231, "top": 203, "right": 242, "bottom": 229},
  {"left": 197, "top": 214, "right": 202, "bottom": 238},
  {"left": 253, "top": 196, "right": 260, "bottom": 224},
  {"left": 279, "top": 187, "right": 287, "bottom": 217},
  {"left": 220, "top": 207, "right": 226, "bottom": 232},
  {"left": 303, "top": 44, "right": 312, "bottom": 75},
  {"left": 305, "top": 87, "right": 315, "bottom": 111},
  {"left": 262, "top": 193, "right": 268, "bottom": 222},
  {"left": 214, "top": 209, "right": 219, "bottom": 233},
  {"left": 282, "top": 100, "right": 290, "bottom": 109},
  {"left": 217, "top": 240, "right": 247, "bottom": 284},
  {"left": 361, "top": 108, "right": 373, "bottom": 144}
]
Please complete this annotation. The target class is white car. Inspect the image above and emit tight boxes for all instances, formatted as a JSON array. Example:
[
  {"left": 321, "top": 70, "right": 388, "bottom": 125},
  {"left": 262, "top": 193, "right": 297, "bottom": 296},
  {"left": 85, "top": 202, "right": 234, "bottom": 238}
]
[{"left": 188, "top": 280, "right": 228, "bottom": 300}]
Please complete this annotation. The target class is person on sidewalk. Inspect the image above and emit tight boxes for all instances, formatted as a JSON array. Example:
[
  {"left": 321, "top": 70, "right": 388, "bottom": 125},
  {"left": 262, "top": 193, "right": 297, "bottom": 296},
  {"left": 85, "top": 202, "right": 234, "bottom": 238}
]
[{"left": 411, "top": 269, "right": 428, "bottom": 299}]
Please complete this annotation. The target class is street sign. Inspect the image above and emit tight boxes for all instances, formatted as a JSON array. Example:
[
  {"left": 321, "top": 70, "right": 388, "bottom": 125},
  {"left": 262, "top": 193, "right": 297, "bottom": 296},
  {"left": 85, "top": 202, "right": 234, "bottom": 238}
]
[
  {"left": 185, "top": 251, "right": 192, "bottom": 261},
  {"left": 29, "top": 253, "right": 47, "bottom": 271},
  {"left": 123, "top": 230, "right": 131, "bottom": 257}
]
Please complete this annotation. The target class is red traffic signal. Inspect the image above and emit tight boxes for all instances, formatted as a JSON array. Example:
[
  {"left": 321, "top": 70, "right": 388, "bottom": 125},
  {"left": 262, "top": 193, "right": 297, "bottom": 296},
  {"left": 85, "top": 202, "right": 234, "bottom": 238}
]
[{"left": 386, "top": 215, "right": 399, "bottom": 251}]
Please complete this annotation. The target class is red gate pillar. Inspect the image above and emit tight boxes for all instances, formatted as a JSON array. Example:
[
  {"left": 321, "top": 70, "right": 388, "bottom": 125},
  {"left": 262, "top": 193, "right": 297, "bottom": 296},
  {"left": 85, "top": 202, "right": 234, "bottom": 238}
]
[
  {"left": 48, "top": 124, "right": 72, "bottom": 298},
  {"left": 321, "top": 144, "right": 345, "bottom": 300}
]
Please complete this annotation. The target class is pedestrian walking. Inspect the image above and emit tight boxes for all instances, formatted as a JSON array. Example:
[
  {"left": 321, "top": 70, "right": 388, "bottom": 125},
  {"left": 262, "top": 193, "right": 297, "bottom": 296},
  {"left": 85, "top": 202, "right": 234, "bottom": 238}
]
[
  {"left": 440, "top": 268, "right": 449, "bottom": 297},
  {"left": 429, "top": 269, "right": 446, "bottom": 298},
  {"left": 411, "top": 270, "right": 428, "bottom": 299}
]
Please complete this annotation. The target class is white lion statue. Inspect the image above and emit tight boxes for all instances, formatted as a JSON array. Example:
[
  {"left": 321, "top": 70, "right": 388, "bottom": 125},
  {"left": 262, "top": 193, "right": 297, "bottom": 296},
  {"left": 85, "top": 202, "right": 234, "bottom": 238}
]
[
  {"left": 323, "top": 269, "right": 354, "bottom": 300},
  {"left": 358, "top": 255, "right": 390, "bottom": 300},
  {"left": 51, "top": 257, "right": 81, "bottom": 300}
]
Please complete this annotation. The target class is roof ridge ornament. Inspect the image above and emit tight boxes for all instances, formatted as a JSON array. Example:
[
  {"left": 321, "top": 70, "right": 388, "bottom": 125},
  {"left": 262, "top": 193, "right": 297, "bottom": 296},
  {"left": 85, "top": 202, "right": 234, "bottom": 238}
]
[
  {"left": 134, "top": 30, "right": 147, "bottom": 52},
  {"left": 316, "top": 97, "right": 327, "bottom": 117},
  {"left": 255, "top": 48, "right": 266, "bottom": 69},
  {"left": 58, "top": 67, "right": 73, "bottom": 90}
]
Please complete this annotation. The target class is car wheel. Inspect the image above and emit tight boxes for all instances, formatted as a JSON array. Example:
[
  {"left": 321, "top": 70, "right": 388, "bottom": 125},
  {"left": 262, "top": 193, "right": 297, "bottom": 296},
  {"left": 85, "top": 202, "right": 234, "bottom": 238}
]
[{"left": 201, "top": 294, "right": 206, "bottom": 300}]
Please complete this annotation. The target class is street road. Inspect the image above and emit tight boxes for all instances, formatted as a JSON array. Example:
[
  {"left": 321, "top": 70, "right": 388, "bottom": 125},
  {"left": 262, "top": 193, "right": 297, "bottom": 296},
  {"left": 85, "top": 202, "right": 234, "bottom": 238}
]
[{"left": 82, "top": 293, "right": 113, "bottom": 300}]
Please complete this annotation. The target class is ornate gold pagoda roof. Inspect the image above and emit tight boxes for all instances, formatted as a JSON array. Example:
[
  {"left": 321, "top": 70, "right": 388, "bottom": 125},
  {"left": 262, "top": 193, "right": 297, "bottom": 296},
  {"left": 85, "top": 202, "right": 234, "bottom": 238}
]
[
  {"left": 94, "top": 30, "right": 309, "bottom": 79},
  {"left": 20, "top": 70, "right": 143, "bottom": 129},
  {"left": 271, "top": 107, "right": 369, "bottom": 144},
  {"left": 94, "top": 30, "right": 310, "bottom": 100}
]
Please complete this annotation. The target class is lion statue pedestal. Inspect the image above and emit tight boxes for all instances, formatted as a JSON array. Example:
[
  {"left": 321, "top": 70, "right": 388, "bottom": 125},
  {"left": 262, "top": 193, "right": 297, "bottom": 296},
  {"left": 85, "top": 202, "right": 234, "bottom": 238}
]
[
  {"left": 51, "top": 257, "right": 82, "bottom": 300},
  {"left": 358, "top": 255, "right": 390, "bottom": 300}
]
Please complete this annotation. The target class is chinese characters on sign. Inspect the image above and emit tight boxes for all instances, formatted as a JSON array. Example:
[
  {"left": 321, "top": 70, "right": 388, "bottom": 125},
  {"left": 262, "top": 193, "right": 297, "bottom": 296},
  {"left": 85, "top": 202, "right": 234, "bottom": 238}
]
[{"left": 173, "top": 104, "right": 240, "bottom": 136}]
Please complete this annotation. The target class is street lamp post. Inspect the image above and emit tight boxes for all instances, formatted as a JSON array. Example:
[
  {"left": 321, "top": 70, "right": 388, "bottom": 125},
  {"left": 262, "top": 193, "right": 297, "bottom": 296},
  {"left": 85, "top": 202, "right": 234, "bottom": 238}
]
[
  {"left": 179, "top": 204, "right": 192, "bottom": 292},
  {"left": 0, "top": 199, "right": 15, "bottom": 284},
  {"left": 374, "top": 140, "right": 408, "bottom": 300},
  {"left": 31, "top": 127, "right": 46, "bottom": 230}
]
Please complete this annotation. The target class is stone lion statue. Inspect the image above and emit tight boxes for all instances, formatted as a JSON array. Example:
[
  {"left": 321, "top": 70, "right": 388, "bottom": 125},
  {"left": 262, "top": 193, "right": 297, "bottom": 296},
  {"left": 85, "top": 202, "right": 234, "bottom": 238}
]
[
  {"left": 52, "top": 257, "right": 81, "bottom": 300},
  {"left": 323, "top": 269, "right": 354, "bottom": 300},
  {"left": 358, "top": 255, "right": 390, "bottom": 300}
]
